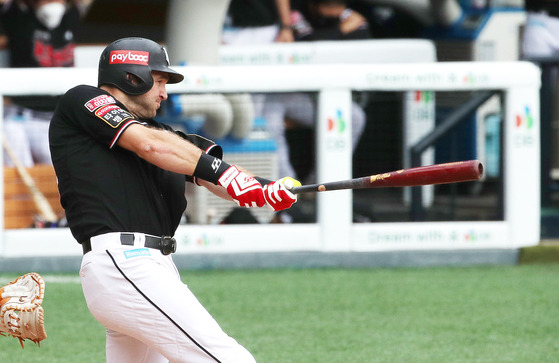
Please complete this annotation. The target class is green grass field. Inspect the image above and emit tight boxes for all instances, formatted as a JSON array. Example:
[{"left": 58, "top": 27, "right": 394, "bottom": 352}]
[{"left": 1, "top": 264, "right": 558, "bottom": 362}]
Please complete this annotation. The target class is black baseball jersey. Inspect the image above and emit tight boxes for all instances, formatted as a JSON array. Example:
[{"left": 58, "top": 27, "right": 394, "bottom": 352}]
[{"left": 49, "top": 85, "right": 222, "bottom": 243}]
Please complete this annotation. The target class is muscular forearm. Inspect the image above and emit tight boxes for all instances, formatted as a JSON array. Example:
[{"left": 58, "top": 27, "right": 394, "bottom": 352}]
[{"left": 118, "top": 123, "right": 203, "bottom": 176}]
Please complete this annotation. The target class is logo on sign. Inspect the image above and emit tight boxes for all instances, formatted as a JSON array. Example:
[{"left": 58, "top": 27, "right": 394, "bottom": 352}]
[
  {"left": 327, "top": 109, "right": 346, "bottom": 133},
  {"left": 326, "top": 108, "right": 347, "bottom": 151},
  {"left": 516, "top": 106, "right": 533, "bottom": 129},
  {"left": 413, "top": 91, "right": 433, "bottom": 104},
  {"left": 513, "top": 105, "right": 536, "bottom": 148},
  {"left": 196, "top": 234, "right": 223, "bottom": 247},
  {"left": 462, "top": 71, "right": 489, "bottom": 86},
  {"left": 110, "top": 50, "right": 149, "bottom": 65}
]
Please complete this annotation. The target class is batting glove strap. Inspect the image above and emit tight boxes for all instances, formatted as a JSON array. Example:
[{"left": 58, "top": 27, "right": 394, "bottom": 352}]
[
  {"left": 264, "top": 177, "right": 300, "bottom": 211},
  {"left": 192, "top": 152, "right": 231, "bottom": 185},
  {"left": 218, "top": 166, "right": 265, "bottom": 208}
]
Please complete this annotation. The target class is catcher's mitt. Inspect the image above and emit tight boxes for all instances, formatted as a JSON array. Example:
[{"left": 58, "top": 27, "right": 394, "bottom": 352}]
[{"left": 0, "top": 272, "right": 47, "bottom": 348}]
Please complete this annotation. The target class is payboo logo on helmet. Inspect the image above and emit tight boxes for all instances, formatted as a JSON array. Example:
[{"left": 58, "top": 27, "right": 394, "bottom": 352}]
[{"left": 109, "top": 50, "right": 149, "bottom": 65}]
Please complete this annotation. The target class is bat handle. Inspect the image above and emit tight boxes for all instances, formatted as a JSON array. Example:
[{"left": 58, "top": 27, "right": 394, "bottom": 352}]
[{"left": 290, "top": 184, "right": 319, "bottom": 194}]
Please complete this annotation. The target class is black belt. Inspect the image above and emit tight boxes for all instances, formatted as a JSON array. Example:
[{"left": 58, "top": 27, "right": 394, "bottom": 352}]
[{"left": 81, "top": 233, "right": 177, "bottom": 256}]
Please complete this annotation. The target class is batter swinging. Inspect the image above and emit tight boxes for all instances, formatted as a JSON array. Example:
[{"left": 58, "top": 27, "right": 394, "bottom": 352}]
[{"left": 49, "top": 37, "right": 300, "bottom": 363}]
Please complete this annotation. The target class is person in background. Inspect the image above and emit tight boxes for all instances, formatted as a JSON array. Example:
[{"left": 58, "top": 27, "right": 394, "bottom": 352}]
[
  {"left": 521, "top": 0, "right": 559, "bottom": 58},
  {"left": 217, "top": 0, "right": 296, "bottom": 167},
  {"left": 222, "top": 0, "right": 294, "bottom": 44},
  {"left": 262, "top": 0, "right": 370, "bottom": 180},
  {"left": 290, "top": 0, "right": 371, "bottom": 41},
  {"left": 0, "top": 0, "right": 92, "bottom": 167}
]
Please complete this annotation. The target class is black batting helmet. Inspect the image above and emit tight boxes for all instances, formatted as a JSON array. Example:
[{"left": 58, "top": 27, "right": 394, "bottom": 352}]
[{"left": 98, "top": 37, "right": 184, "bottom": 95}]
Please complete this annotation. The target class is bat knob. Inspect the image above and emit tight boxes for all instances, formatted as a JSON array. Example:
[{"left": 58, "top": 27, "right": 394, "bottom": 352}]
[{"left": 280, "top": 177, "right": 301, "bottom": 190}]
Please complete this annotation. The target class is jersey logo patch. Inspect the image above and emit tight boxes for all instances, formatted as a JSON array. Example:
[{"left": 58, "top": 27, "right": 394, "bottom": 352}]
[
  {"left": 95, "top": 105, "right": 134, "bottom": 128},
  {"left": 84, "top": 94, "right": 116, "bottom": 112},
  {"left": 110, "top": 50, "right": 149, "bottom": 65},
  {"left": 95, "top": 104, "right": 119, "bottom": 117},
  {"left": 124, "top": 248, "right": 151, "bottom": 259}
]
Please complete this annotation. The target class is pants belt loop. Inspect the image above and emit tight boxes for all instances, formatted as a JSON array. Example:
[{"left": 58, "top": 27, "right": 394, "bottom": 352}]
[{"left": 120, "top": 233, "right": 134, "bottom": 246}]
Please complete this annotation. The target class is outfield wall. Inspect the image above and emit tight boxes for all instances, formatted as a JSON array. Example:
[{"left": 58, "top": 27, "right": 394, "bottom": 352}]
[{"left": 0, "top": 60, "right": 541, "bottom": 266}]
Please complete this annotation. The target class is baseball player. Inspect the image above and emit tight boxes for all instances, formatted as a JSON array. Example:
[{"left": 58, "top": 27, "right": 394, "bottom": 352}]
[{"left": 48, "top": 37, "right": 300, "bottom": 363}]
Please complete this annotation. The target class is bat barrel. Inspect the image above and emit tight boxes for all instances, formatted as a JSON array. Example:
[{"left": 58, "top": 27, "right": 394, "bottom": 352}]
[
  {"left": 290, "top": 160, "right": 484, "bottom": 194},
  {"left": 371, "top": 160, "right": 484, "bottom": 188}
]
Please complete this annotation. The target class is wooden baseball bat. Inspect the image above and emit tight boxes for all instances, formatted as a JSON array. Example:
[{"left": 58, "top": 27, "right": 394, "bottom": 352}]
[
  {"left": 291, "top": 160, "right": 484, "bottom": 194},
  {"left": 2, "top": 135, "right": 58, "bottom": 223}
]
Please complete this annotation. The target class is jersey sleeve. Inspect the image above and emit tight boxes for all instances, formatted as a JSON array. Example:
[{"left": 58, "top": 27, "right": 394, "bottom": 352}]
[{"left": 57, "top": 85, "right": 141, "bottom": 148}]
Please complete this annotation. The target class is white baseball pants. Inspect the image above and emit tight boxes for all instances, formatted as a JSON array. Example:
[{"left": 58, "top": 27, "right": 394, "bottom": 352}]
[{"left": 80, "top": 232, "right": 256, "bottom": 363}]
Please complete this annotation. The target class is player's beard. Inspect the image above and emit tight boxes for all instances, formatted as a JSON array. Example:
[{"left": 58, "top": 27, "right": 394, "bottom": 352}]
[{"left": 127, "top": 95, "right": 159, "bottom": 120}]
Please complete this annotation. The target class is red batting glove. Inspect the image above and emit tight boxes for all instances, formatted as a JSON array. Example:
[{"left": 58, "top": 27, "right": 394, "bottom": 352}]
[
  {"left": 218, "top": 166, "right": 265, "bottom": 208},
  {"left": 264, "top": 177, "right": 301, "bottom": 211}
]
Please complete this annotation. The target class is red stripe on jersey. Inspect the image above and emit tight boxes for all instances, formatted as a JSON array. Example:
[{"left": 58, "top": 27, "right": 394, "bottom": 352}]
[{"left": 110, "top": 120, "right": 140, "bottom": 149}]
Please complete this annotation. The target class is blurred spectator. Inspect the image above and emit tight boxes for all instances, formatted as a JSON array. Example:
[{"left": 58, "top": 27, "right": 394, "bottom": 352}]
[
  {"left": 521, "top": 0, "right": 559, "bottom": 58},
  {"left": 262, "top": 0, "right": 369, "bottom": 179},
  {"left": 0, "top": 0, "right": 92, "bottom": 167},
  {"left": 291, "top": 0, "right": 371, "bottom": 40},
  {"left": 222, "top": 0, "right": 294, "bottom": 44},
  {"left": 0, "top": 24, "right": 6, "bottom": 49},
  {"left": 195, "top": 0, "right": 295, "bottom": 143},
  {"left": 349, "top": 0, "right": 426, "bottom": 39}
]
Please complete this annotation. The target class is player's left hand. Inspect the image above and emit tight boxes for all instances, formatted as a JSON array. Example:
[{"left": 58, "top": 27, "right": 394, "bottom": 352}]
[
  {"left": 218, "top": 165, "right": 266, "bottom": 208},
  {"left": 264, "top": 177, "right": 301, "bottom": 211}
]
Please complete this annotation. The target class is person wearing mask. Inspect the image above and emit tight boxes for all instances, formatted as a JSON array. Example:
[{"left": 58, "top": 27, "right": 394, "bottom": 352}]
[{"left": 0, "top": 0, "right": 92, "bottom": 167}]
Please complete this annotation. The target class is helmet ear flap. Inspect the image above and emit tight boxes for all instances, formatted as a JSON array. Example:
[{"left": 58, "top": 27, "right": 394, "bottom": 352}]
[{"left": 124, "top": 71, "right": 154, "bottom": 95}]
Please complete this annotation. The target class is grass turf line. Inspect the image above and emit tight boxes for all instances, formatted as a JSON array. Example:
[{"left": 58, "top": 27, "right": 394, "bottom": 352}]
[{"left": 0, "top": 264, "right": 557, "bottom": 362}]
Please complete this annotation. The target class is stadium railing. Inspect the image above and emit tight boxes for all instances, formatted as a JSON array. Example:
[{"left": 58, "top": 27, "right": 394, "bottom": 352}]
[{"left": 0, "top": 45, "right": 541, "bottom": 259}]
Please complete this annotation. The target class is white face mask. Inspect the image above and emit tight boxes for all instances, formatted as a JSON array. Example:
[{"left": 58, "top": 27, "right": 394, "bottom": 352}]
[{"left": 35, "top": 2, "right": 66, "bottom": 30}]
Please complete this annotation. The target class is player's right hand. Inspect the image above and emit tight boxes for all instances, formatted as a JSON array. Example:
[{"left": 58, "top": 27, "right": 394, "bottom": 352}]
[
  {"left": 264, "top": 177, "right": 301, "bottom": 211},
  {"left": 218, "top": 165, "right": 265, "bottom": 208}
]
